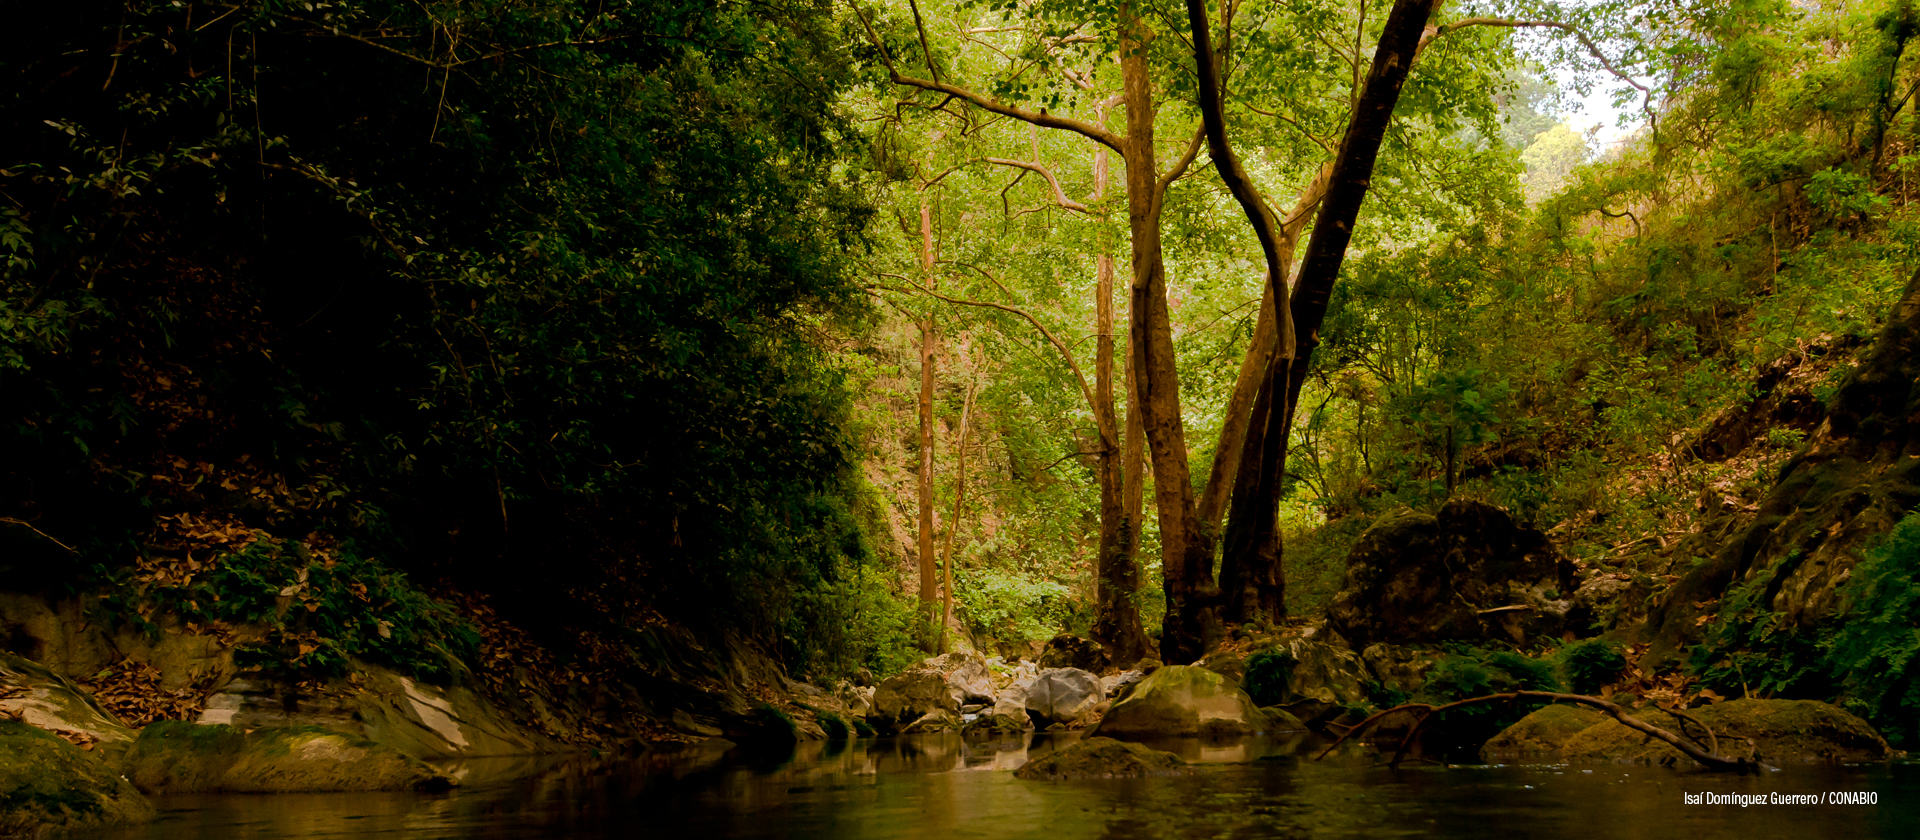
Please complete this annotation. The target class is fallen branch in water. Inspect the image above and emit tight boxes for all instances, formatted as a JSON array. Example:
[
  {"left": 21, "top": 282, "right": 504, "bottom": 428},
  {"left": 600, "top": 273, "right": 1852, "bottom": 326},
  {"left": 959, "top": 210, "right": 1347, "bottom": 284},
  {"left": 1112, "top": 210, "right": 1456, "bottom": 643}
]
[{"left": 1315, "top": 691, "right": 1767, "bottom": 773}]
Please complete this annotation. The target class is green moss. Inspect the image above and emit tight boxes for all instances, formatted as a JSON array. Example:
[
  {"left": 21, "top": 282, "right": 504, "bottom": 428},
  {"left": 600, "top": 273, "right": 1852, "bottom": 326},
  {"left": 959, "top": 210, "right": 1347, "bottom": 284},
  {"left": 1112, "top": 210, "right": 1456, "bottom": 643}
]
[
  {"left": 1243, "top": 649, "right": 1296, "bottom": 707},
  {"left": 0, "top": 720, "right": 153, "bottom": 834},
  {"left": 1482, "top": 704, "right": 1608, "bottom": 756},
  {"left": 121, "top": 722, "right": 449, "bottom": 793},
  {"left": 1561, "top": 699, "right": 1887, "bottom": 764}
]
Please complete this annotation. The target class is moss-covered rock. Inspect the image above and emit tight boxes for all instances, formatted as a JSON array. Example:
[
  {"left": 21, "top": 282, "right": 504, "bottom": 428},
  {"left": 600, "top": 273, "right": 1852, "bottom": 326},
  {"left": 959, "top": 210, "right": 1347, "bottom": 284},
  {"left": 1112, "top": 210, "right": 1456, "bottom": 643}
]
[
  {"left": 0, "top": 652, "right": 138, "bottom": 763},
  {"left": 1012, "top": 736, "right": 1186, "bottom": 780},
  {"left": 0, "top": 720, "right": 152, "bottom": 835},
  {"left": 1482, "top": 704, "right": 1608, "bottom": 758},
  {"left": 121, "top": 721, "right": 453, "bottom": 793},
  {"left": 1090, "top": 665, "right": 1264, "bottom": 739},
  {"left": 1560, "top": 699, "right": 1887, "bottom": 765}
]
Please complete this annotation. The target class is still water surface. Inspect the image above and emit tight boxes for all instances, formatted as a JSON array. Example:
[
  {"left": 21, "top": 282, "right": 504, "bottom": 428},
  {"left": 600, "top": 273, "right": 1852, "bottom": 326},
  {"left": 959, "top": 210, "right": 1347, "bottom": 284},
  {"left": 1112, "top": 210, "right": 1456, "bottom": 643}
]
[{"left": 80, "top": 733, "right": 1920, "bottom": 839}]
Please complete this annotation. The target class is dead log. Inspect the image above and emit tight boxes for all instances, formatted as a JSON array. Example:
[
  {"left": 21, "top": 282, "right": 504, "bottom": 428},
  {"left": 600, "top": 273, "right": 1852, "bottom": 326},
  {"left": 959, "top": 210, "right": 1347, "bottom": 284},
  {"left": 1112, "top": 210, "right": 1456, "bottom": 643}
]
[{"left": 1315, "top": 691, "right": 1768, "bottom": 773}]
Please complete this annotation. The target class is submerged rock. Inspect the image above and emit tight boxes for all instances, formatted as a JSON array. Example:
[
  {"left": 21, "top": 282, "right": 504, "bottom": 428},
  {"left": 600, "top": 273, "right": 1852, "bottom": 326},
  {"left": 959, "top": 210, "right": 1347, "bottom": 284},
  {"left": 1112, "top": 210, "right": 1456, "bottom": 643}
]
[
  {"left": 1482, "top": 704, "right": 1608, "bottom": 758},
  {"left": 1328, "top": 500, "right": 1576, "bottom": 648},
  {"left": 121, "top": 721, "right": 452, "bottom": 793},
  {"left": 1025, "top": 668, "right": 1104, "bottom": 726},
  {"left": 1091, "top": 665, "right": 1264, "bottom": 739},
  {"left": 962, "top": 712, "right": 1031, "bottom": 736},
  {"left": 0, "top": 720, "right": 153, "bottom": 835},
  {"left": 1012, "top": 736, "right": 1186, "bottom": 780},
  {"left": 1559, "top": 699, "right": 1888, "bottom": 765}
]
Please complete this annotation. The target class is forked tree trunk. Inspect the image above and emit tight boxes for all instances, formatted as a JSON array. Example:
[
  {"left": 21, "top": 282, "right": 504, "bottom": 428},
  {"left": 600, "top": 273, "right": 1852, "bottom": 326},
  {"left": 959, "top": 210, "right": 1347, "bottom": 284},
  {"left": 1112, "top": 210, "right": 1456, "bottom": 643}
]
[{"left": 1217, "top": 0, "right": 1444, "bottom": 626}]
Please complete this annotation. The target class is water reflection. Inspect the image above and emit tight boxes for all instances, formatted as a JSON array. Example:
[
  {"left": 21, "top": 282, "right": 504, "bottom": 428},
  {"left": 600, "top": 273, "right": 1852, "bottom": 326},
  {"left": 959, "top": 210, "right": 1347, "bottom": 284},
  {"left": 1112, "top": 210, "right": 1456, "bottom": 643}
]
[{"left": 76, "top": 732, "right": 1920, "bottom": 839}]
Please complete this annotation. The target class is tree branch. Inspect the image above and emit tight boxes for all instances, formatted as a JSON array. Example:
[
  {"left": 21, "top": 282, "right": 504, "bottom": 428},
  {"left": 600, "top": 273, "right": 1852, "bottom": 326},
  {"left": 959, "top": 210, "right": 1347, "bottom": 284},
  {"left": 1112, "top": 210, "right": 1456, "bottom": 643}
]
[
  {"left": 1417, "top": 18, "right": 1656, "bottom": 126},
  {"left": 877, "top": 282, "right": 1115, "bottom": 452},
  {"left": 984, "top": 157, "right": 1096, "bottom": 214},
  {"left": 1156, "top": 124, "right": 1208, "bottom": 195},
  {"left": 1318, "top": 691, "right": 1765, "bottom": 772}
]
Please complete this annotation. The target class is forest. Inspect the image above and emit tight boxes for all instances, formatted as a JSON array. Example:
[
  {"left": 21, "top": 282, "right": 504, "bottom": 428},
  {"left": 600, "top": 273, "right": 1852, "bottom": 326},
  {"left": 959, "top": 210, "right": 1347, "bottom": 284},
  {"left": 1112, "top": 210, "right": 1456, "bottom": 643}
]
[{"left": 3, "top": 0, "right": 1920, "bottom": 834}]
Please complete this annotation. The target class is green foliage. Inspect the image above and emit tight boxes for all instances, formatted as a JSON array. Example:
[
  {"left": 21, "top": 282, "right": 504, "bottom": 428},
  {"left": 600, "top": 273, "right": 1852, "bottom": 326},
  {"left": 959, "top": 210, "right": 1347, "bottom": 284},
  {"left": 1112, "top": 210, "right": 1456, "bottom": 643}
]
[
  {"left": 95, "top": 538, "right": 476, "bottom": 681},
  {"left": 955, "top": 566, "right": 1075, "bottom": 644},
  {"left": 1826, "top": 510, "right": 1920, "bottom": 746},
  {"left": 1242, "top": 649, "right": 1297, "bottom": 707},
  {"left": 794, "top": 562, "right": 921, "bottom": 681},
  {"left": 1, "top": 0, "right": 881, "bottom": 674},
  {"left": 1558, "top": 639, "right": 1629, "bottom": 695}
]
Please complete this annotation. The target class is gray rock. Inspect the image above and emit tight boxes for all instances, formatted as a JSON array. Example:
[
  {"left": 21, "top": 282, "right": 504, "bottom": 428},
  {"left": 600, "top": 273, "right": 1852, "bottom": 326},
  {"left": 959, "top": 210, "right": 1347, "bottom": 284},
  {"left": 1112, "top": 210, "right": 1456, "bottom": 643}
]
[
  {"left": 944, "top": 659, "right": 996, "bottom": 705},
  {"left": 870, "top": 669, "right": 960, "bottom": 732},
  {"left": 835, "top": 681, "right": 875, "bottom": 718},
  {"left": 1024, "top": 668, "right": 1104, "bottom": 725},
  {"left": 991, "top": 685, "right": 1028, "bottom": 718},
  {"left": 1099, "top": 670, "right": 1144, "bottom": 698},
  {"left": 0, "top": 652, "right": 137, "bottom": 762}
]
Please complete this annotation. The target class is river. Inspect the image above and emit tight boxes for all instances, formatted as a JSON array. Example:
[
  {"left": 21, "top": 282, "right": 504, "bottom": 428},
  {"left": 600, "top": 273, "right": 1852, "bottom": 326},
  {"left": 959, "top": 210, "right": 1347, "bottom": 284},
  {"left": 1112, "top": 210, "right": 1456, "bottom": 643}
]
[{"left": 77, "top": 732, "right": 1919, "bottom": 838}]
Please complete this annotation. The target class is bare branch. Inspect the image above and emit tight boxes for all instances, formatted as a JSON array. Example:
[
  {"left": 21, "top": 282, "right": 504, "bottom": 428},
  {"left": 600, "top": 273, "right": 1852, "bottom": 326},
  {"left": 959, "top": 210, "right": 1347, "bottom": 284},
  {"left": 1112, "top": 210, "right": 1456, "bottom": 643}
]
[
  {"left": 1318, "top": 691, "right": 1766, "bottom": 773},
  {"left": 984, "top": 157, "right": 1096, "bottom": 214},
  {"left": 0, "top": 517, "right": 76, "bottom": 554},
  {"left": 1418, "top": 18, "right": 1657, "bottom": 127}
]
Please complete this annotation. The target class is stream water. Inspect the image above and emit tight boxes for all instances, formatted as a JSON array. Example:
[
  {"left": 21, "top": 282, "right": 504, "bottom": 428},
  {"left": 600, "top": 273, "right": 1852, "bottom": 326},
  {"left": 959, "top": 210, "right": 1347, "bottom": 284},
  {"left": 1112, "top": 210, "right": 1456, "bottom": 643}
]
[{"left": 77, "top": 732, "right": 1920, "bottom": 839}]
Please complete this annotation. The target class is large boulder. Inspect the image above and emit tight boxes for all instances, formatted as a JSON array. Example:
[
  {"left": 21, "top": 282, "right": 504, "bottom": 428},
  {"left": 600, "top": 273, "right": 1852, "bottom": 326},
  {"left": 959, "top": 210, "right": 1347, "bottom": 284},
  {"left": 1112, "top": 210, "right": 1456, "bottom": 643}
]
[
  {"left": 1328, "top": 500, "right": 1576, "bottom": 649},
  {"left": 120, "top": 721, "right": 451, "bottom": 793},
  {"left": 0, "top": 719, "right": 153, "bottom": 835},
  {"left": 992, "top": 684, "right": 1030, "bottom": 718},
  {"left": 1091, "top": 665, "right": 1265, "bottom": 739},
  {"left": 941, "top": 659, "right": 996, "bottom": 705},
  {"left": 1560, "top": 699, "right": 1888, "bottom": 765},
  {"left": 1482, "top": 704, "right": 1608, "bottom": 758},
  {"left": 1012, "top": 736, "right": 1187, "bottom": 780},
  {"left": 1037, "top": 634, "right": 1107, "bottom": 671},
  {"left": 1024, "top": 668, "right": 1104, "bottom": 726},
  {"left": 869, "top": 669, "right": 960, "bottom": 732}
]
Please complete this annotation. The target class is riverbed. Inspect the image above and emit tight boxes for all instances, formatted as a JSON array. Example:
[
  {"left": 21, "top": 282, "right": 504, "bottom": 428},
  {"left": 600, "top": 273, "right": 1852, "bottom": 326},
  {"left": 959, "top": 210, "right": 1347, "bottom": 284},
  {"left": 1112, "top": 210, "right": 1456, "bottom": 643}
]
[{"left": 77, "top": 733, "right": 1920, "bottom": 839}]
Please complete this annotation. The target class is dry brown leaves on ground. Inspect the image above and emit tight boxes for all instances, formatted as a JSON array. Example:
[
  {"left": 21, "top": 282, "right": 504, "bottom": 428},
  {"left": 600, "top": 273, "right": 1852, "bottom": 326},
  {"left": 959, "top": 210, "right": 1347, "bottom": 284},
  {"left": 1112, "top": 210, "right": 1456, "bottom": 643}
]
[{"left": 84, "top": 660, "right": 205, "bottom": 727}]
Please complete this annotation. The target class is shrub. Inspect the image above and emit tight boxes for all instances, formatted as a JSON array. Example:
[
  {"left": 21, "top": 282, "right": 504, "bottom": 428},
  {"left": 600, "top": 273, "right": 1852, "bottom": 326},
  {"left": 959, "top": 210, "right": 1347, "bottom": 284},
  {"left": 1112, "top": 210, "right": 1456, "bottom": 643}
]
[
  {"left": 1242, "top": 649, "right": 1297, "bottom": 706},
  {"left": 1827, "top": 510, "right": 1920, "bottom": 746},
  {"left": 1560, "top": 639, "right": 1628, "bottom": 695}
]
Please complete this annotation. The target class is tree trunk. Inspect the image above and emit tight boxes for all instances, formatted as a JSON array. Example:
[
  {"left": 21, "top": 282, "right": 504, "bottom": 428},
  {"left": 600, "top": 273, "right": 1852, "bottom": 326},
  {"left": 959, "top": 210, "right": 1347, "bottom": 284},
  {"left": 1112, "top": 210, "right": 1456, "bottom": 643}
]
[
  {"left": 1205, "top": 166, "right": 1330, "bottom": 624},
  {"left": 937, "top": 376, "right": 976, "bottom": 655},
  {"left": 1092, "top": 249, "right": 1150, "bottom": 665},
  {"left": 1218, "top": 0, "right": 1444, "bottom": 626},
  {"left": 1121, "top": 5, "right": 1217, "bottom": 664},
  {"left": 916, "top": 199, "right": 940, "bottom": 651}
]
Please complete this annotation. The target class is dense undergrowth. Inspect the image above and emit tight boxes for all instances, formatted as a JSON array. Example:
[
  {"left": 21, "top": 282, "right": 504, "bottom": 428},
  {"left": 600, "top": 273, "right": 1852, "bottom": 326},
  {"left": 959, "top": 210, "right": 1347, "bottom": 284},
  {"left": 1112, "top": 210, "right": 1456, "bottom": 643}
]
[{"left": 0, "top": 0, "right": 894, "bottom": 683}]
